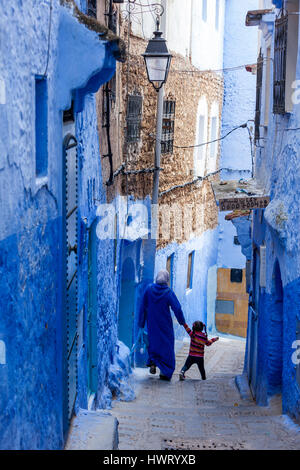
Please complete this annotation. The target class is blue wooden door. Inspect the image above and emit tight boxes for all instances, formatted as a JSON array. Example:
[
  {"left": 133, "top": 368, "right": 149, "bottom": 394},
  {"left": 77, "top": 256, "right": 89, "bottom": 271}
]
[{"left": 63, "top": 133, "right": 79, "bottom": 433}]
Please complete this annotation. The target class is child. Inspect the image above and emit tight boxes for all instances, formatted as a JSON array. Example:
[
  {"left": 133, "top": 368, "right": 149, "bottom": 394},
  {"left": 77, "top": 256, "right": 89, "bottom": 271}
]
[{"left": 179, "top": 321, "right": 219, "bottom": 381}]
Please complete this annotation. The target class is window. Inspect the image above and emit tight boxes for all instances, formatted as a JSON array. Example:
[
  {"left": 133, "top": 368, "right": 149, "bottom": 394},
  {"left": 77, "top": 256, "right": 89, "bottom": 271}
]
[
  {"left": 215, "top": 0, "right": 220, "bottom": 30},
  {"left": 186, "top": 251, "right": 195, "bottom": 290},
  {"left": 194, "top": 97, "right": 208, "bottom": 177},
  {"left": 234, "top": 236, "right": 240, "bottom": 246},
  {"left": 255, "top": 50, "right": 263, "bottom": 142},
  {"left": 202, "top": 0, "right": 207, "bottom": 22},
  {"left": 207, "top": 102, "right": 219, "bottom": 174},
  {"left": 273, "top": 11, "right": 288, "bottom": 114},
  {"left": 35, "top": 76, "right": 48, "bottom": 177},
  {"left": 210, "top": 116, "right": 218, "bottom": 158},
  {"left": 126, "top": 94, "right": 143, "bottom": 143},
  {"left": 215, "top": 300, "right": 234, "bottom": 315},
  {"left": 166, "top": 254, "right": 174, "bottom": 289},
  {"left": 63, "top": 100, "right": 75, "bottom": 123},
  {"left": 110, "top": 10, "right": 118, "bottom": 34},
  {"left": 161, "top": 100, "right": 176, "bottom": 154},
  {"left": 197, "top": 116, "right": 206, "bottom": 161},
  {"left": 230, "top": 269, "right": 243, "bottom": 284},
  {"left": 87, "top": 0, "right": 97, "bottom": 18}
]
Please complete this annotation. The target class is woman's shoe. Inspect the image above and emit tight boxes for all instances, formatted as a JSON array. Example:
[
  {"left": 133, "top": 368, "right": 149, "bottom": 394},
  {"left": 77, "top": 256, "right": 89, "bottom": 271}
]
[
  {"left": 179, "top": 371, "right": 185, "bottom": 381},
  {"left": 159, "top": 374, "right": 171, "bottom": 381}
]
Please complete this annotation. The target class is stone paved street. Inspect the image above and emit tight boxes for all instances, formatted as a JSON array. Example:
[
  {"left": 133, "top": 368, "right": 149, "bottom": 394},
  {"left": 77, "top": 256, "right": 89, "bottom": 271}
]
[{"left": 110, "top": 338, "right": 300, "bottom": 450}]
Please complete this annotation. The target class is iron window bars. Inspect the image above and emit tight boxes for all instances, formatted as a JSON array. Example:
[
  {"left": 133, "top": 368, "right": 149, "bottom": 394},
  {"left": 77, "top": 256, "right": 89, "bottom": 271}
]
[
  {"left": 273, "top": 11, "right": 288, "bottom": 114},
  {"left": 87, "top": 0, "right": 97, "bottom": 18},
  {"left": 161, "top": 100, "right": 176, "bottom": 154},
  {"left": 255, "top": 50, "right": 263, "bottom": 143},
  {"left": 126, "top": 94, "right": 143, "bottom": 143}
]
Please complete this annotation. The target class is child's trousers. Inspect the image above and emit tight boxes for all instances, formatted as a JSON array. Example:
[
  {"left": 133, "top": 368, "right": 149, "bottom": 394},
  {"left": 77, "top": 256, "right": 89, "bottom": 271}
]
[{"left": 181, "top": 356, "right": 206, "bottom": 380}]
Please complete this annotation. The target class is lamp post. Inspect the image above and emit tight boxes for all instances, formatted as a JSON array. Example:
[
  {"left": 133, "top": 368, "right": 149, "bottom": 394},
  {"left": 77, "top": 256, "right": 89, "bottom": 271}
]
[{"left": 142, "top": 19, "right": 172, "bottom": 207}]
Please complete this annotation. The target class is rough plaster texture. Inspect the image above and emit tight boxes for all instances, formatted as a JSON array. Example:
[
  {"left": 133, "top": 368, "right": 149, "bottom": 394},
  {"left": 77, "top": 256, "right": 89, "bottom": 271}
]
[
  {"left": 0, "top": 0, "right": 117, "bottom": 449},
  {"left": 246, "top": 0, "right": 300, "bottom": 421}
]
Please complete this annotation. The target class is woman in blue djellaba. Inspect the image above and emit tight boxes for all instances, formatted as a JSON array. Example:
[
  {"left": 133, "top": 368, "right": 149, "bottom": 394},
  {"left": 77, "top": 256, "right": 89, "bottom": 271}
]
[{"left": 138, "top": 270, "right": 186, "bottom": 381}]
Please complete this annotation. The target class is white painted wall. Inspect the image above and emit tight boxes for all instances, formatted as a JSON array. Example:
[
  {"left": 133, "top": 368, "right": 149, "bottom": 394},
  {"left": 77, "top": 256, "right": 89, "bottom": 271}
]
[
  {"left": 122, "top": 0, "right": 163, "bottom": 39},
  {"left": 194, "top": 96, "right": 208, "bottom": 177},
  {"left": 191, "top": 0, "right": 225, "bottom": 70},
  {"left": 165, "top": 0, "right": 192, "bottom": 58},
  {"left": 124, "top": 0, "right": 225, "bottom": 70}
]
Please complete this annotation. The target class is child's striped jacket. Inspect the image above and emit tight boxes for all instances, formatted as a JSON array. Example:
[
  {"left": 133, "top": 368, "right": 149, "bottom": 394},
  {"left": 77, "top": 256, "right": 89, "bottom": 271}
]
[{"left": 184, "top": 324, "right": 218, "bottom": 358}]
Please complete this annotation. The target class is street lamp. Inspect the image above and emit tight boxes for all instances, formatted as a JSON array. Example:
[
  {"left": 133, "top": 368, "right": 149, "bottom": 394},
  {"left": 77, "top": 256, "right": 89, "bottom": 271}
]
[
  {"left": 142, "top": 19, "right": 172, "bottom": 92},
  {"left": 142, "top": 18, "right": 171, "bottom": 207}
]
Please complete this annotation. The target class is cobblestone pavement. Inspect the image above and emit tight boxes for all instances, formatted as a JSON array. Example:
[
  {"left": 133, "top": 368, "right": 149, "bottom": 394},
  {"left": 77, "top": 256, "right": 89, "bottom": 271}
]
[{"left": 110, "top": 338, "right": 300, "bottom": 450}]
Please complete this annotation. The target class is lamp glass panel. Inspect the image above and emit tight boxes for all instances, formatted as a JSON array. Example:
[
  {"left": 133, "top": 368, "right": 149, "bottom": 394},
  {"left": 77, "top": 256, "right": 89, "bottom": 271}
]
[{"left": 145, "top": 56, "right": 168, "bottom": 84}]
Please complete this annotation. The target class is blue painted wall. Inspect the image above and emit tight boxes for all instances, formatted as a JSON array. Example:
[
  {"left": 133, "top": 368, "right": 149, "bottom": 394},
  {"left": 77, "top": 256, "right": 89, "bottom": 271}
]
[
  {"left": 246, "top": 0, "right": 300, "bottom": 420},
  {"left": 218, "top": 0, "right": 258, "bottom": 272},
  {"left": 155, "top": 229, "right": 219, "bottom": 339},
  {"left": 0, "top": 0, "right": 117, "bottom": 449}
]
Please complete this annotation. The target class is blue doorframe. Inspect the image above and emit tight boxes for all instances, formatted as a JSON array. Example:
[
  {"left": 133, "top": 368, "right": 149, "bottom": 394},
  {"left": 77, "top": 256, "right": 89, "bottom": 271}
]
[{"left": 87, "top": 220, "right": 98, "bottom": 398}]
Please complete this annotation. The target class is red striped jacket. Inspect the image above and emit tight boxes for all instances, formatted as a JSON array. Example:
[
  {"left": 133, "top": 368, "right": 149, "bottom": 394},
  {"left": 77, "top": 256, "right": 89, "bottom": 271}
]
[{"left": 184, "top": 324, "right": 218, "bottom": 358}]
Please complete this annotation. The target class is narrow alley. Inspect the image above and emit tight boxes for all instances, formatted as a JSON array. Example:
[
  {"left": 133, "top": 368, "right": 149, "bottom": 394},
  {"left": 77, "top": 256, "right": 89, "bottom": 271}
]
[
  {"left": 111, "top": 339, "right": 300, "bottom": 451},
  {"left": 2, "top": 0, "right": 300, "bottom": 454}
]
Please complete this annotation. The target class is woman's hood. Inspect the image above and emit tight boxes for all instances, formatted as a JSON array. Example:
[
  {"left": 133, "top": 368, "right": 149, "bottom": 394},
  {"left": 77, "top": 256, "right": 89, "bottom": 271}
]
[{"left": 149, "top": 283, "right": 170, "bottom": 302}]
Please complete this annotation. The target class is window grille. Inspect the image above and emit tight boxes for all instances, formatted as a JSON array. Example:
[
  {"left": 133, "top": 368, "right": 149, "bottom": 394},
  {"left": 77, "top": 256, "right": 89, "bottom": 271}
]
[
  {"left": 255, "top": 50, "right": 263, "bottom": 143},
  {"left": 87, "top": 0, "right": 97, "bottom": 18},
  {"left": 161, "top": 100, "right": 176, "bottom": 154},
  {"left": 273, "top": 12, "right": 288, "bottom": 114},
  {"left": 126, "top": 94, "right": 143, "bottom": 143}
]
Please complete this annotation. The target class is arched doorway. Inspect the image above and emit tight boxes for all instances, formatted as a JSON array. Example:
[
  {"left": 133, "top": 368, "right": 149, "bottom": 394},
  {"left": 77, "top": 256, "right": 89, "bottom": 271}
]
[
  {"left": 268, "top": 260, "right": 284, "bottom": 396},
  {"left": 118, "top": 258, "right": 135, "bottom": 350}
]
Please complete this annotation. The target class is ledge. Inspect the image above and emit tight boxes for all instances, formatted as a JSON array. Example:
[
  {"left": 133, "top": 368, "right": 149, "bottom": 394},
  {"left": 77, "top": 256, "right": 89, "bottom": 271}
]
[
  {"left": 65, "top": 409, "right": 119, "bottom": 450},
  {"left": 245, "top": 9, "right": 274, "bottom": 27},
  {"left": 211, "top": 179, "right": 270, "bottom": 212},
  {"left": 60, "top": 0, "right": 126, "bottom": 62}
]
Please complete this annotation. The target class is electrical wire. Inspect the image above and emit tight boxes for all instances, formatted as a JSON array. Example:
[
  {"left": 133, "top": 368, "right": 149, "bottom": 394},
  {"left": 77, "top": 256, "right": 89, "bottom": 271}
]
[
  {"left": 158, "top": 167, "right": 236, "bottom": 198},
  {"left": 127, "top": 56, "right": 272, "bottom": 76},
  {"left": 173, "top": 123, "right": 248, "bottom": 149}
]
